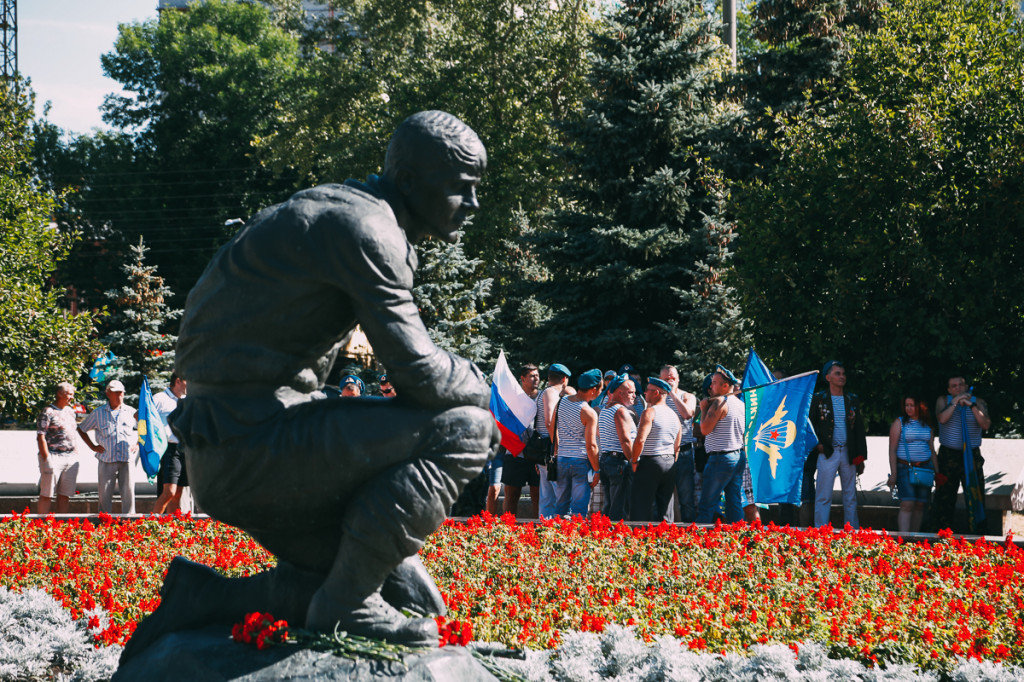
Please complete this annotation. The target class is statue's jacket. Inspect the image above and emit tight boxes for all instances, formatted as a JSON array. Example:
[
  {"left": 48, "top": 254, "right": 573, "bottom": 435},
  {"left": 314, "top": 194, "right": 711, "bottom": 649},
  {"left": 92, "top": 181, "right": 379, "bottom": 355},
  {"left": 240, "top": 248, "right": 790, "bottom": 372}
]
[{"left": 171, "top": 179, "right": 490, "bottom": 448}]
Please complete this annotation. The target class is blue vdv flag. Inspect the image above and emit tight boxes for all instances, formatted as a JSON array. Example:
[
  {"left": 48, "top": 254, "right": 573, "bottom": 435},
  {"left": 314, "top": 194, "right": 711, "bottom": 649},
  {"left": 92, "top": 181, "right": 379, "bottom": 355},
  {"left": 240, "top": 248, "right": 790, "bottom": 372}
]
[
  {"left": 744, "top": 370, "right": 818, "bottom": 504},
  {"left": 742, "top": 347, "right": 775, "bottom": 391},
  {"left": 137, "top": 376, "right": 168, "bottom": 477}
]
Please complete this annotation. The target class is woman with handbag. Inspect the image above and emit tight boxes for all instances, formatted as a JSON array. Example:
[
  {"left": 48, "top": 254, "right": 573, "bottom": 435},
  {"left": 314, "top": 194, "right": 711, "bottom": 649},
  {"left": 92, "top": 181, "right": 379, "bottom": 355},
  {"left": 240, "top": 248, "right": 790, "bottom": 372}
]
[{"left": 886, "top": 395, "right": 940, "bottom": 533}]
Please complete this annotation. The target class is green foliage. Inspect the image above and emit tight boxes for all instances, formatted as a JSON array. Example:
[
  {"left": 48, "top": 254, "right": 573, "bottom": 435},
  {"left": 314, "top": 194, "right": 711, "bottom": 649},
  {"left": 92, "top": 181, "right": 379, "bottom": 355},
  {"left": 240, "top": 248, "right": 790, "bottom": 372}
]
[
  {"left": 38, "top": 0, "right": 307, "bottom": 302},
  {"left": 730, "top": 0, "right": 883, "bottom": 180},
  {"left": 254, "top": 0, "right": 599, "bottom": 354},
  {"left": 733, "top": 0, "right": 1024, "bottom": 430},
  {"left": 100, "top": 237, "right": 181, "bottom": 399},
  {"left": 413, "top": 232, "right": 497, "bottom": 365},
  {"left": 0, "top": 84, "right": 101, "bottom": 420},
  {"left": 530, "top": 0, "right": 748, "bottom": 381}
]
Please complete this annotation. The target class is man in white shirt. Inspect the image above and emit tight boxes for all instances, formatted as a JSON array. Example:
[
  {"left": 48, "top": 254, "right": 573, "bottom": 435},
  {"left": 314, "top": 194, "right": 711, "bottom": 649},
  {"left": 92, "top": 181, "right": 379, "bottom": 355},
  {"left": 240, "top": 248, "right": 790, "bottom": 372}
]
[{"left": 78, "top": 380, "right": 137, "bottom": 515}]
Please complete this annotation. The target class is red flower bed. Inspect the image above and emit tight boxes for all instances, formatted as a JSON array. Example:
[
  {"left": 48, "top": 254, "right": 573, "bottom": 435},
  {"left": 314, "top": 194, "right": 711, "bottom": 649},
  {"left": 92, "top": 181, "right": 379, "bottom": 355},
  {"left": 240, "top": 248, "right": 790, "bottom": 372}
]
[
  {"left": 0, "top": 510, "right": 274, "bottom": 646},
  {"left": 0, "top": 510, "right": 1021, "bottom": 673},
  {"left": 423, "top": 514, "right": 1024, "bottom": 671}
]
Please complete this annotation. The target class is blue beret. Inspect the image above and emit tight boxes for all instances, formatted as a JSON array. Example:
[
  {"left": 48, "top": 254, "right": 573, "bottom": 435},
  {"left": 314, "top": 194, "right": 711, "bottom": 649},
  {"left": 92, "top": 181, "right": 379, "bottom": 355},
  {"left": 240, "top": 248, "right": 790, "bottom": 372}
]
[
  {"left": 647, "top": 377, "right": 671, "bottom": 393},
  {"left": 607, "top": 373, "right": 630, "bottom": 393},
  {"left": 578, "top": 368, "right": 603, "bottom": 390},
  {"left": 548, "top": 363, "right": 571, "bottom": 378},
  {"left": 714, "top": 364, "right": 739, "bottom": 385}
]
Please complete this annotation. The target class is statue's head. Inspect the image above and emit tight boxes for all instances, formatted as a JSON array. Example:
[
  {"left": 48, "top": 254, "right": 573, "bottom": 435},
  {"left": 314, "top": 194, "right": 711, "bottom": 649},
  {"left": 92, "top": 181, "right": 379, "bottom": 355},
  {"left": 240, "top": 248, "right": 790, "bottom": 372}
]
[{"left": 383, "top": 111, "right": 486, "bottom": 243}]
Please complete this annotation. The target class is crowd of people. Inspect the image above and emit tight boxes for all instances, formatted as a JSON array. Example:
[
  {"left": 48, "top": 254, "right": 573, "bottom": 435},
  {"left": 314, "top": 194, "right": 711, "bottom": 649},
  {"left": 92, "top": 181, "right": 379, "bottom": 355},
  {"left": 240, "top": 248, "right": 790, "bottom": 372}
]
[
  {"left": 35, "top": 363, "right": 990, "bottom": 532},
  {"left": 483, "top": 361, "right": 991, "bottom": 533},
  {"left": 32, "top": 371, "right": 398, "bottom": 515},
  {"left": 35, "top": 376, "right": 188, "bottom": 515}
]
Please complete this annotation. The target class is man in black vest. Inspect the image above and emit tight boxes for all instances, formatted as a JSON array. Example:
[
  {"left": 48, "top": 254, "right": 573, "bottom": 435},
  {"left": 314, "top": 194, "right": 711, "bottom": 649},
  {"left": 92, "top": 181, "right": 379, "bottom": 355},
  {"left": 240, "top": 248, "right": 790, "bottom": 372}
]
[{"left": 808, "top": 361, "right": 867, "bottom": 529}]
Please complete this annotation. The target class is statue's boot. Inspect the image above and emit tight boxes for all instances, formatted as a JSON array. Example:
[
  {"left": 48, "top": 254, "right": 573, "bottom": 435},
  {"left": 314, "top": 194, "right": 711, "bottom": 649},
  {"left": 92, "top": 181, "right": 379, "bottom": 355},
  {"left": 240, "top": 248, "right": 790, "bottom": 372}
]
[
  {"left": 306, "top": 585, "right": 438, "bottom": 646},
  {"left": 305, "top": 537, "right": 438, "bottom": 647},
  {"left": 120, "top": 556, "right": 322, "bottom": 664},
  {"left": 381, "top": 554, "right": 446, "bottom": 617}
]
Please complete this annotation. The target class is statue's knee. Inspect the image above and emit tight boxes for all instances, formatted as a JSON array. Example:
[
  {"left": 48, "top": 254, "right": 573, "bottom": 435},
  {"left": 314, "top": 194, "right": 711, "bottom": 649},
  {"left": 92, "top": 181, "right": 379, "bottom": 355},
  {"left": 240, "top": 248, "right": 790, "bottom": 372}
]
[{"left": 441, "top": 406, "right": 498, "bottom": 451}]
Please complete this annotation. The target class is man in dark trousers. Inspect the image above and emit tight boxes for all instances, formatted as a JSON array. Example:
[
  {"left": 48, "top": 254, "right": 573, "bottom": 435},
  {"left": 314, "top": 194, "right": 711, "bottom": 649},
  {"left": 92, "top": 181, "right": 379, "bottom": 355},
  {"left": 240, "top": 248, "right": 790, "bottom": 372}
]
[
  {"left": 123, "top": 111, "right": 499, "bottom": 660},
  {"left": 931, "top": 374, "right": 991, "bottom": 534}
]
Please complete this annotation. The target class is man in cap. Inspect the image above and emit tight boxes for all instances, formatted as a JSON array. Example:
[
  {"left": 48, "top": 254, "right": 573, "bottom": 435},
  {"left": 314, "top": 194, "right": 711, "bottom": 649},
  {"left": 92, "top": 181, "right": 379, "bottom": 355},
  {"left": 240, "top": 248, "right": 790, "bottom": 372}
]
[
  {"left": 695, "top": 365, "right": 746, "bottom": 523},
  {"left": 123, "top": 111, "right": 498, "bottom": 660},
  {"left": 931, "top": 374, "right": 991, "bottom": 534},
  {"left": 78, "top": 380, "right": 138, "bottom": 515},
  {"left": 808, "top": 360, "right": 867, "bottom": 529},
  {"left": 554, "top": 368, "right": 603, "bottom": 517},
  {"left": 379, "top": 374, "right": 396, "bottom": 398},
  {"left": 338, "top": 375, "right": 364, "bottom": 397},
  {"left": 619, "top": 363, "right": 646, "bottom": 419},
  {"left": 534, "top": 363, "right": 575, "bottom": 518}
]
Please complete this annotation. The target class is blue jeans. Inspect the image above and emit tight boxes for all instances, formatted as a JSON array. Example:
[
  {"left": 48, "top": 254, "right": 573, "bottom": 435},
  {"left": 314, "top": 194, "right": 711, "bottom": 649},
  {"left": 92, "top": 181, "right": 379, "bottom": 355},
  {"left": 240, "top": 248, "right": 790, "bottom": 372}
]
[
  {"left": 555, "top": 457, "right": 592, "bottom": 517},
  {"left": 674, "top": 446, "right": 696, "bottom": 523},
  {"left": 896, "top": 460, "right": 933, "bottom": 503},
  {"left": 696, "top": 449, "right": 745, "bottom": 523},
  {"left": 486, "top": 457, "right": 503, "bottom": 485},
  {"left": 599, "top": 452, "right": 631, "bottom": 521}
]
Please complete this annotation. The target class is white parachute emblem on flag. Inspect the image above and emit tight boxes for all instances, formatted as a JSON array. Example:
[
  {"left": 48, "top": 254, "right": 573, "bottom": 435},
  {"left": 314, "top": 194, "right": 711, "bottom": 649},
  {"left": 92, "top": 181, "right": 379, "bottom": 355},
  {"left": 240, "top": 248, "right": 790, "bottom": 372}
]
[{"left": 752, "top": 396, "right": 797, "bottom": 477}]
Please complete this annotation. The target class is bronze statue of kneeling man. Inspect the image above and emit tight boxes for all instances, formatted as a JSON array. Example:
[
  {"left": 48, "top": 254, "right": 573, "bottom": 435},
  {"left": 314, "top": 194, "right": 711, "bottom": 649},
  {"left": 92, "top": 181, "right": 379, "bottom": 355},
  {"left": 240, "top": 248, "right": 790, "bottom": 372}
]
[{"left": 121, "top": 111, "right": 499, "bottom": 663}]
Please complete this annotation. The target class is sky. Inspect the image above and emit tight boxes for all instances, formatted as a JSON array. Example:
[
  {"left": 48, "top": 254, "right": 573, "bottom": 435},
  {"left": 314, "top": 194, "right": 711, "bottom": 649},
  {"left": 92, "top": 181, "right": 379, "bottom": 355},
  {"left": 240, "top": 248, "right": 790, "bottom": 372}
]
[{"left": 20, "top": 1, "right": 160, "bottom": 135}]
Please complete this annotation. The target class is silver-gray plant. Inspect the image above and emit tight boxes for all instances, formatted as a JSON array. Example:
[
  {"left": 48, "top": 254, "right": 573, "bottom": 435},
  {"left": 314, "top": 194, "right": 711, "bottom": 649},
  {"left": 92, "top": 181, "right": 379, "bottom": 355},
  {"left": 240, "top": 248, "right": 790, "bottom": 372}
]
[
  {"left": 0, "top": 587, "right": 121, "bottom": 682},
  {"left": 490, "top": 625, "right": 1021, "bottom": 682}
]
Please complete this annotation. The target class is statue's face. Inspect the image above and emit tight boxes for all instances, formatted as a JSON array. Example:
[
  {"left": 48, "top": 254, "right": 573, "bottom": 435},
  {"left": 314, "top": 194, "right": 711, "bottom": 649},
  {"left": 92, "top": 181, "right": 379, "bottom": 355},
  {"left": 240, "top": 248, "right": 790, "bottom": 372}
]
[{"left": 403, "top": 156, "right": 484, "bottom": 243}]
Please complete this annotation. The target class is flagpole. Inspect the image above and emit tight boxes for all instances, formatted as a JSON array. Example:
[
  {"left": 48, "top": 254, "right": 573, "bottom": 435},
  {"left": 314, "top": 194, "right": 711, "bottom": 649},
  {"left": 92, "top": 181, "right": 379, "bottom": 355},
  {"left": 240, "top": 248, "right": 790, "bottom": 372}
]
[{"left": 740, "top": 369, "right": 818, "bottom": 393}]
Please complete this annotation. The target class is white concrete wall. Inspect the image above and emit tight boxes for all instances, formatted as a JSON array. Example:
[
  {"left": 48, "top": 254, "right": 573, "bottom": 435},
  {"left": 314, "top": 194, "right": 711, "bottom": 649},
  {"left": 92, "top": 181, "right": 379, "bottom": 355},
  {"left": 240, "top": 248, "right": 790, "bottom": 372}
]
[
  {"left": 2, "top": 430, "right": 1021, "bottom": 507},
  {"left": 0, "top": 430, "right": 157, "bottom": 494},
  {"left": 836, "top": 436, "right": 1023, "bottom": 509}
]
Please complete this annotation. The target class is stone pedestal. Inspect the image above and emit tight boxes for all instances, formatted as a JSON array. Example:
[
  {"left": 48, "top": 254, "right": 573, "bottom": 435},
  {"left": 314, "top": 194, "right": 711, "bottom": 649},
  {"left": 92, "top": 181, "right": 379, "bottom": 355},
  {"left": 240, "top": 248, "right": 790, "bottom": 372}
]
[{"left": 112, "top": 626, "right": 496, "bottom": 681}]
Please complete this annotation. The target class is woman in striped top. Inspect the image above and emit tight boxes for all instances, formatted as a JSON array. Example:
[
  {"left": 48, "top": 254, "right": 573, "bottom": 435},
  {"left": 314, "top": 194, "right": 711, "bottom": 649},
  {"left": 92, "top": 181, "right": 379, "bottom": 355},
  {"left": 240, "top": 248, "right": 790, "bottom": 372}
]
[
  {"left": 629, "top": 377, "right": 681, "bottom": 522},
  {"left": 887, "top": 395, "right": 939, "bottom": 533},
  {"left": 597, "top": 375, "right": 637, "bottom": 521}
]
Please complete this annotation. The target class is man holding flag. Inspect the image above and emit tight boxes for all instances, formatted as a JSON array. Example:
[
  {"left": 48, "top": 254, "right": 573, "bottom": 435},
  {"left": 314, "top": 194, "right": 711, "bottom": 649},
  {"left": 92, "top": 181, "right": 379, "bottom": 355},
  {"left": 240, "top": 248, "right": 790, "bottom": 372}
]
[
  {"left": 932, "top": 375, "right": 990, "bottom": 534},
  {"left": 151, "top": 374, "right": 188, "bottom": 514},
  {"left": 489, "top": 354, "right": 540, "bottom": 518},
  {"left": 741, "top": 349, "right": 818, "bottom": 524}
]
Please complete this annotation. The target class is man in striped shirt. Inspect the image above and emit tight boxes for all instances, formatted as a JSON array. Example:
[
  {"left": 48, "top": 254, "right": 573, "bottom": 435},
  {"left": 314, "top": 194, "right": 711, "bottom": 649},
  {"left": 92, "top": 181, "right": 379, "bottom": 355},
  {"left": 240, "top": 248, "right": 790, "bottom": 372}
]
[
  {"left": 77, "top": 380, "right": 138, "bottom": 515},
  {"left": 932, "top": 375, "right": 990, "bottom": 534},
  {"left": 695, "top": 365, "right": 747, "bottom": 524}
]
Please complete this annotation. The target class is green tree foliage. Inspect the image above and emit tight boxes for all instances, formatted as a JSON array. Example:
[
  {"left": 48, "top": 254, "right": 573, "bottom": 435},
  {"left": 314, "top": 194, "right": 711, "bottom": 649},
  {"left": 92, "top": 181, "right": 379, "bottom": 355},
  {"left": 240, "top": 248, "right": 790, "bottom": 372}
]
[
  {"left": 413, "top": 231, "right": 497, "bottom": 365},
  {"left": 100, "top": 237, "right": 180, "bottom": 400},
  {"left": 254, "top": 0, "right": 599, "bottom": 353},
  {"left": 530, "top": 0, "right": 748, "bottom": 381},
  {"left": 730, "top": 0, "right": 882, "bottom": 180},
  {"left": 733, "top": 0, "right": 1024, "bottom": 430},
  {"left": 38, "top": 0, "right": 306, "bottom": 302},
  {"left": 0, "top": 84, "right": 101, "bottom": 420}
]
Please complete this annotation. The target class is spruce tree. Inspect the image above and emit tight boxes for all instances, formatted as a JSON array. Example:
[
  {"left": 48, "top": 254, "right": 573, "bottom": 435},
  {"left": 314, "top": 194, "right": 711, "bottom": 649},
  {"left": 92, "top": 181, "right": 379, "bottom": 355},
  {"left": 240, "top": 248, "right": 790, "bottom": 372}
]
[
  {"left": 531, "top": 0, "right": 747, "bottom": 379},
  {"left": 100, "top": 237, "right": 180, "bottom": 399},
  {"left": 413, "top": 232, "right": 497, "bottom": 366}
]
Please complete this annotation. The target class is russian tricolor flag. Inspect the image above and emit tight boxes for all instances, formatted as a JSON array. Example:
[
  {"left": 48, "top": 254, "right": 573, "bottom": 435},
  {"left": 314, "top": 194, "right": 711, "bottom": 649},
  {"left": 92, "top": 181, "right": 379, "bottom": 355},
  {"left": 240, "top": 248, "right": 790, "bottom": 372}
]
[{"left": 489, "top": 350, "right": 538, "bottom": 456}]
